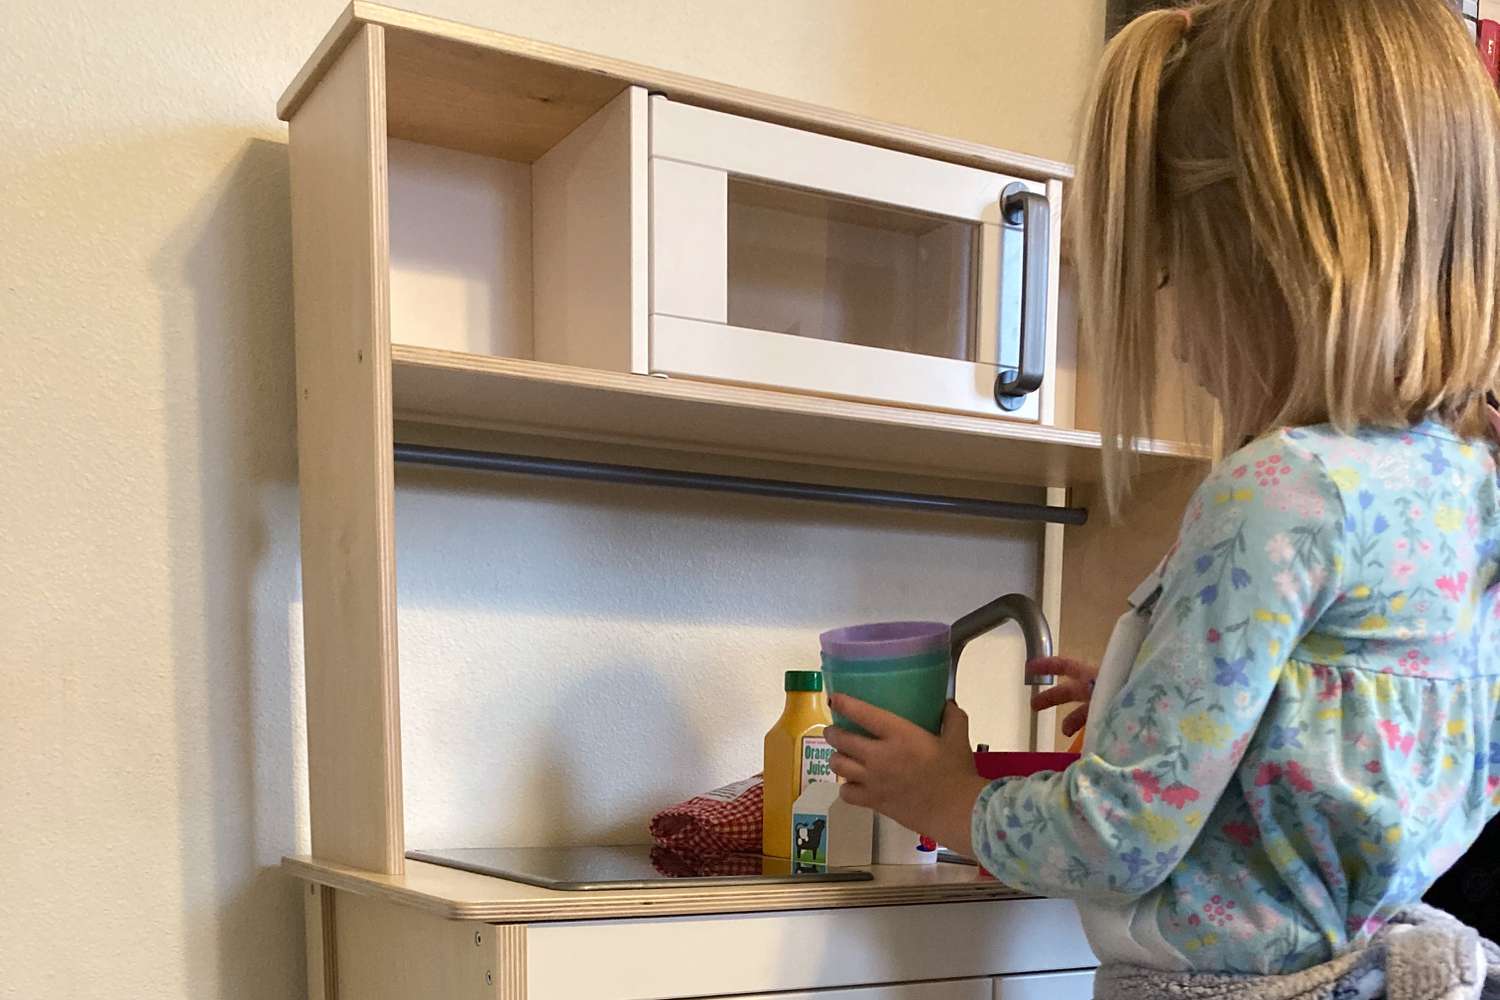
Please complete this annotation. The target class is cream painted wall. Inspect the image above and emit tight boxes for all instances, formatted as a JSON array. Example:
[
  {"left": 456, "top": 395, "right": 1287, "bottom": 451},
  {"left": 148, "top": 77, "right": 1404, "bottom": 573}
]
[{"left": 0, "top": 1, "right": 1103, "bottom": 997}]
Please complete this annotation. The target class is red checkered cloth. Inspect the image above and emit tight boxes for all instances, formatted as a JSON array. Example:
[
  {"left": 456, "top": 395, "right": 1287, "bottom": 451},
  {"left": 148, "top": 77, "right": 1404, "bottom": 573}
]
[{"left": 649, "top": 775, "right": 762, "bottom": 855}]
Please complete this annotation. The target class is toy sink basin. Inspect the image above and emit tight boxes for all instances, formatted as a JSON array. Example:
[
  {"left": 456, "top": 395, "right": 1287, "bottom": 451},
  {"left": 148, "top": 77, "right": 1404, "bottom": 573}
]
[{"left": 974, "top": 751, "right": 1080, "bottom": 780}]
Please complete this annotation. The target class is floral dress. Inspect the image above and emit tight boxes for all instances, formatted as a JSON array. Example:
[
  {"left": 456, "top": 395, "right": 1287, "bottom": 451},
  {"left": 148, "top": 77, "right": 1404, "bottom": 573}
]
[{"left": 971, "top": 422, "right": 1500, "bottom": 975}]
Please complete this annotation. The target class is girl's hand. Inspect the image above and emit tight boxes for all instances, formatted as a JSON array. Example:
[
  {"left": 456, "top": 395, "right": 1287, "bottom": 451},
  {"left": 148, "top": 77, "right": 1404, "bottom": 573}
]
[
  {"left": 1027, "top": 656, "right": 1099, "bottom": 737},
  {"left": 824, "top": 695, "right": 990, "bottom": 858}
]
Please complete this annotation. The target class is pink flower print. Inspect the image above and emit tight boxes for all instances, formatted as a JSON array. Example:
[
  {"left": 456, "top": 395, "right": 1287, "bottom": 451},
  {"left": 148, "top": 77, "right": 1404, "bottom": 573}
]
[
  {"left": 1378, "top": 720, "right": 1416, "bottom": 756},
  {"left": 1156, "top": 698, "right": 1172, "bottom": 713},
  {"left": 1132, "top": 769, "right": 1163, "bottom": 803},
  {"left": 1392, "top": 560, "right": 1416, "bottom": 584},
  {"left": 1397, "top": 649, "right": 1429, "bottom": 675},
  {"left": 1265, "top": 533, "right": 1295, "bottom": 564},
  {"left": 1436, "top": 572, "right": 1469, "bottom": 601},
  {"left": 1285, "top": 761, "right": 1316, "bottom": 793},
  {"left": 1222, "top": 822, "right": 1257, "bottom": 847},
  {"left": 1232, "top": 465, "right": 1248, "bottom": 479},
  {"left": 1207, "top": 627, "right": 1221, "bottom": 643},
  {"left": 1255, "top": 455, "right": 1292, "bottom": 486},
  {"left": 1409, "top": 504, "right": 1424, "bottom": 521},
  {"left": 1274, "top": 570, "right": 1299, "bottom": 599},
  {"left": 1365, "top": 760, "right": 1382, "bottom": 774},
  {"left": 1188, "top": 913, "right": 1201, "bottom": 927},
  {"left": 1162, "top": 783, "right": 1201, "bottom": 810},
  {"left": 1255, "top": 762, "right": 1283, "bottom": 786},
  {"left": 1203, "top": 895, "right": 1238, "bottom": 927},
  {"left": 1395, "top": 538, "right": 1409, "bottom": 552},
  {"left": 1419, "top": 539, "right": 1433, "bottom": 555}
]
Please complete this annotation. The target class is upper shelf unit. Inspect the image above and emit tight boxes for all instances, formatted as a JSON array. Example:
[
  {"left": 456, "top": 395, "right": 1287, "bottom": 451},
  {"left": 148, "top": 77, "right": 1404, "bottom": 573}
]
[
  {"left": 278, "top": 2, "right": 1074, "bottom": 179},
  {"left": 281, "top": 2, "right": 1207, "bottom": 498},
  {"left": 392, "top": 344, "right": 1202, "bottom": 488}
]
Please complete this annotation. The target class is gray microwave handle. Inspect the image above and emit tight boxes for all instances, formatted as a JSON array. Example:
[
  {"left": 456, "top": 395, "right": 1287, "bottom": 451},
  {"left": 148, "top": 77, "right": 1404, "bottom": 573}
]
[{"left": 994, "top": 182, "right": 1051, "bottom": 411}]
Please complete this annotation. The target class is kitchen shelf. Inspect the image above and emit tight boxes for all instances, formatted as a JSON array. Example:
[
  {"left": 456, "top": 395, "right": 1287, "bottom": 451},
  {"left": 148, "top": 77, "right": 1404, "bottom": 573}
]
[
  {"left": 283, "top": 854, "right": 1032, "bottom": 923},
  {"left": 391, "top": 344, "right": 1207, "bottom": 490}
]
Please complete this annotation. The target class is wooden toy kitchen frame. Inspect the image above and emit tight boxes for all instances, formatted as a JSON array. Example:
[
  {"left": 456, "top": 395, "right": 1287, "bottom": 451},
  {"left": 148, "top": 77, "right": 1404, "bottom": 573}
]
[{"left": 279, "top": 5, "right": 1207, "bottom": 998}]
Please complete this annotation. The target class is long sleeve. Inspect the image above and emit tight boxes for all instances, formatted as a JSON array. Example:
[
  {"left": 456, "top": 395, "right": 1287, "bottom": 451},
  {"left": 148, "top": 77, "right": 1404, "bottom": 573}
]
[{"left": 972, "top": 434, "right": 1347, "bottom": 899}]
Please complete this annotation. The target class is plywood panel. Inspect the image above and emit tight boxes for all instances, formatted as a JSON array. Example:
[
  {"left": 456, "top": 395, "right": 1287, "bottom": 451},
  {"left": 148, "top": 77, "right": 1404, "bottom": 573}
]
[
  {"left": 384, "top": 26, "right": 628, "bottom": 161},
  {"left": 388, "top": 138, "right": 534, "bottom": 358},
  {"left": 334, "top": 890, "right": 502, "bottom": 999},
  {"left": 287, "top": 22, "right": 405, "bottom": 874},
  {"left": 532, "top": 87, "right": 647, "bottom": 372},
  {"left": 1059, "top": 466, "right": 1205, "bottom": 670}
]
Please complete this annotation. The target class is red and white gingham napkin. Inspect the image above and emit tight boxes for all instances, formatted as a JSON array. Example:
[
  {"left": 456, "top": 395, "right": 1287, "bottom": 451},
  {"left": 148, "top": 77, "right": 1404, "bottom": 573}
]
[{"left": 649, "top": 775, "right": 762, "bottom": 855}]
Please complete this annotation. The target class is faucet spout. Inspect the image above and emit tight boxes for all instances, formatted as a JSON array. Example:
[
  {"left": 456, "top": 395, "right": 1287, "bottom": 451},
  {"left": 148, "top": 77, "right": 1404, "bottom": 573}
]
[{"left": 949, "top": 593, "right": 1054, "bottom": 692}]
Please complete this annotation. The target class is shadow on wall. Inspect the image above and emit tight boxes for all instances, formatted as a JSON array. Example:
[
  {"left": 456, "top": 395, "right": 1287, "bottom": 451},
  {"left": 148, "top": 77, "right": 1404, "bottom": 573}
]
[{"left": 156, "top": 134, "right": 305, "bottom": 1000}]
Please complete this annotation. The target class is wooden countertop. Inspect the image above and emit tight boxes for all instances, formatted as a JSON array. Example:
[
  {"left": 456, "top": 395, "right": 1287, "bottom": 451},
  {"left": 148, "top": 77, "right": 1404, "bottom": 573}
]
[{"left": 283, "top": 854, "right": 1033, "bottom": 923}]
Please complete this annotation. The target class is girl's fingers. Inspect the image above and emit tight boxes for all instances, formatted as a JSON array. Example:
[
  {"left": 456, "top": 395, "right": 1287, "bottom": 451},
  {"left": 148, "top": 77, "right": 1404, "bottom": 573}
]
[
  {"left": 1030, "top": 679, "right": 1090, "bottom": 712},
  {"left": 1061, "top": 703, "right": 1090, "bottom": 737},
  {"left": 839, "top": 781, "right": 875, "bottom": 809},
  {"left": 828, "top": 751, "right": 867, "bottom": 784},
  {"left": 823, "top": 724, "right": 880, "bottom": 763},
  {"left": 1025, "top": 656, "right": 1098, "bottom": 684},
  {"left": 828, "top": 694, "right": 917, "bottom": 741}
]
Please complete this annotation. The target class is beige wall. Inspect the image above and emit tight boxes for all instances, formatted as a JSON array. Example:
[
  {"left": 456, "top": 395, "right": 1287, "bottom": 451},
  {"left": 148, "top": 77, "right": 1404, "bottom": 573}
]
[{"left": 0, "top": 2, "right": 1103, "bottom": 997}]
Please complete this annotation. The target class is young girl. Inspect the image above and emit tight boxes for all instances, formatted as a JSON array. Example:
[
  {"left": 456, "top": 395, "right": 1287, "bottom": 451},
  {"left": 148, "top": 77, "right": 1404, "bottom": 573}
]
[{"left": 825, "top": 0, "right": 1500, "bottom": 984}]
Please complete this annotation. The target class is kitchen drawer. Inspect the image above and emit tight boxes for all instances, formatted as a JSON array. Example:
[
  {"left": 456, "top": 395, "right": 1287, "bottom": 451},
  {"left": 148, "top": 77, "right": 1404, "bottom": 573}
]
[
  {"left": 648, "top": 96, "right": 1055, "bottom": 422},
  {"left": 718, "top": 981, "right": 991, "bottom": 1000},
  {"left": 524, "top": 898, "right": 1096, "bottom": 1000},
  {"left": 993, "top": 969, "right": 1097, "bottom": 999}
]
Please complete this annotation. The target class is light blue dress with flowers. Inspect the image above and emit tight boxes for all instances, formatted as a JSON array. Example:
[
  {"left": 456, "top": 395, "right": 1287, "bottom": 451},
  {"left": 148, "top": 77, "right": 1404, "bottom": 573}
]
[{"left": 971, "top": 422, "right": 1500, "bottom": 975}]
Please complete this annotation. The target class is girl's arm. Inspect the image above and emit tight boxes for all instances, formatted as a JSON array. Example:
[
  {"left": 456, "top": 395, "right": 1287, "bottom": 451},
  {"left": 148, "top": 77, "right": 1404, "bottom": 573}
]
[{"left": 969, "top": 435, "right": 1346, "bottom": 900}]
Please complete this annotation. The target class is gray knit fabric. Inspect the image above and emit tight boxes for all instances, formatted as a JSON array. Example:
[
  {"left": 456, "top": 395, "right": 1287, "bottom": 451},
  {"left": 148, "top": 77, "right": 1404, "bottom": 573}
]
[{"left": 1093, "top": 907, "right": 1500, "bottom": 1000}]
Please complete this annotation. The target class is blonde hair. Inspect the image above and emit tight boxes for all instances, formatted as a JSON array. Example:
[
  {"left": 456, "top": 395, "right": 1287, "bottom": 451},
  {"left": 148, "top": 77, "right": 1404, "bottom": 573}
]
[{"left": 1075, "top": 0, "right": 1500, "bottom": 509}]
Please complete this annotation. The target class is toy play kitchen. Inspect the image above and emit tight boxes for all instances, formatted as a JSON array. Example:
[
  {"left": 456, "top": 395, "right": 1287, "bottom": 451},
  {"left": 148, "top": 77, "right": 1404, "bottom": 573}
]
[{"left": 276, "top": 5, "right": 1205, "bottom": 998}]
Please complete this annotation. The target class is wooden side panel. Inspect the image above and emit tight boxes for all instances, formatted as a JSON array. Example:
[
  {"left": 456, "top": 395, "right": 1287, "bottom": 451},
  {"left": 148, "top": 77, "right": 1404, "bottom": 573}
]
[
  {"left": 1058, "top": 466, "right": 1205, "bottom": 671},
  {"left": 304, "top": 883, "right": 338, "bottom": 1000},
  {"left": 532, "top": 86, "right": 647, "bottom": 373},
  {"left": 288, "top": 23, "right": 405, "bottom": 874},
  {"left": 333, "top": 891, "right": 502, "bottom": 1000}
]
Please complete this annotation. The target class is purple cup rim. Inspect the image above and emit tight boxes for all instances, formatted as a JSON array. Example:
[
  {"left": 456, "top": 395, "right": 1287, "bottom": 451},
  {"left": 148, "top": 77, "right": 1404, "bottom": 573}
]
[{"left": 819, "top": 621, "right": 951, "bottom": 660}]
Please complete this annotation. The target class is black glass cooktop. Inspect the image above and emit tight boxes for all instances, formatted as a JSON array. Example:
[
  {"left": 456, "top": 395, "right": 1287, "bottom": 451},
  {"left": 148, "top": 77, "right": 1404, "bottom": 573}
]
[{"left": 407, "top": 845, "right": 874, "bottom": 891}]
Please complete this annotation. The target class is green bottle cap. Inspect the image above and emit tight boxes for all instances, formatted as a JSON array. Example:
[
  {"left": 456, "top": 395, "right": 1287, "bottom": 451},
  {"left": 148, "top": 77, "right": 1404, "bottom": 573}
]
[{"left": 785, "top": 670, "right": 824, "bottom": 692}]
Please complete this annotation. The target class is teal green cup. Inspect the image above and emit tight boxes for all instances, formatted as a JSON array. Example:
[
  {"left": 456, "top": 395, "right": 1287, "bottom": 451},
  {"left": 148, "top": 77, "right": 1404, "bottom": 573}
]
[{"left": 819, "top": 621, "right": 951, "bottom": 736}]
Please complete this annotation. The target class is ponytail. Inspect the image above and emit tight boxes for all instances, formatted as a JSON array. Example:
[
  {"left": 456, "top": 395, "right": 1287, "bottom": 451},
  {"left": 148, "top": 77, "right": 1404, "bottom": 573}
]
[{"left": 1073, "top": 9, "right": 1193, "bottom": 512}]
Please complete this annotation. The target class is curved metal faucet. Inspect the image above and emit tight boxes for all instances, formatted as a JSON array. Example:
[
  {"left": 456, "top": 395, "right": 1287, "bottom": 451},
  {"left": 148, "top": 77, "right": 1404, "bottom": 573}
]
[{"left": 948, "top": 593, "right": 1055, "bottom": 700}]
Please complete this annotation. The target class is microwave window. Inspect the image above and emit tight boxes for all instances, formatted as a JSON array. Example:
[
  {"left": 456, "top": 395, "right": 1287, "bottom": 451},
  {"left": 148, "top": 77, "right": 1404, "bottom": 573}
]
[{"left": 726, "top": 178, "right": 979, "bottom": 363}]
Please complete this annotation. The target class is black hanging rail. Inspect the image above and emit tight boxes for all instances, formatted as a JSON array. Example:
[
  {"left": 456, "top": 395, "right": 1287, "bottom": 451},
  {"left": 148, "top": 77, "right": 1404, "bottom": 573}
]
[{"left": 394, "top": 443, "right": 1088, "bottom": 526}]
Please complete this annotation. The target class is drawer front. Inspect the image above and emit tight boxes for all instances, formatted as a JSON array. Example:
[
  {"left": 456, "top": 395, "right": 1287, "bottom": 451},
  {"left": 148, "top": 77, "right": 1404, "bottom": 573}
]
[
  {"left": 648, "top": 96, "right": 1053, "bottom": 422},
  {"left": 722, "top": 981, "right": 992, "bottom": 1000},
  {"left": 994, "top": 969, "right": 1097, "bottom": 999},
  {"left": 523, "top": 898, "right": 1097, "bottom": 1000}
]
